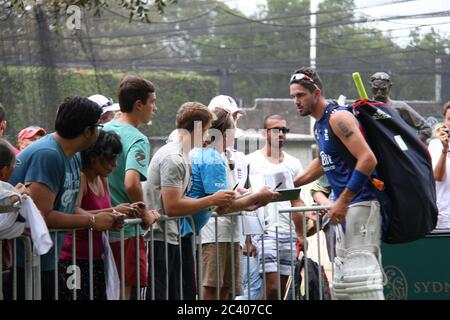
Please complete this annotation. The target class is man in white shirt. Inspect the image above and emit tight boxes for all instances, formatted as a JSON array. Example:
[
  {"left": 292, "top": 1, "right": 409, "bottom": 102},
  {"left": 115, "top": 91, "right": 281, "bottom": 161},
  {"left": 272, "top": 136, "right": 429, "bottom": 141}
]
[{"left": 246, "top": 114, "right": 305, "bottom": 300}]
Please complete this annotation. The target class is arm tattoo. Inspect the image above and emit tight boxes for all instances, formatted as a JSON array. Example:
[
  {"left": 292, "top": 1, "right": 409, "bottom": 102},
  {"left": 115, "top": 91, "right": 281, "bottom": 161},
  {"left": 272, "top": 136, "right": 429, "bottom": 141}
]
[{"left": 337, "top": 122, "right": 354, "bottom": 138}]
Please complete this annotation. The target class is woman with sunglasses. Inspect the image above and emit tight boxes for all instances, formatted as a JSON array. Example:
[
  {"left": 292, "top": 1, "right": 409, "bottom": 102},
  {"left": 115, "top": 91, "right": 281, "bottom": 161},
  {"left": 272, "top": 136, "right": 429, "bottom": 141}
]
[{"left": 59, "top": 130, "right": 134, "bottom": 300}]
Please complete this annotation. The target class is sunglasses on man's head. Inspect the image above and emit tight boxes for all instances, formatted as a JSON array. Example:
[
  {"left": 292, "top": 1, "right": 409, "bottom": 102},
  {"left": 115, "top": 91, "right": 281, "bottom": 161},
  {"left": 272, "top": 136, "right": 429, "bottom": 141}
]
[
  {"left": 289, "top": 73, "right": 315, "bottom": 85},
  {"left": 266, "top": 127, "right": 290, "bottom": 134}
]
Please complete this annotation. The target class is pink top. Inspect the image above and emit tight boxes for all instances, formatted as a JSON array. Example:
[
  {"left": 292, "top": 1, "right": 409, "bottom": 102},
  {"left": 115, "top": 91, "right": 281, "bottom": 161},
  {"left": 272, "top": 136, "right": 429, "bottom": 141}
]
[{"left": 60, "top": 178, "right": 111, "bottom": 260}]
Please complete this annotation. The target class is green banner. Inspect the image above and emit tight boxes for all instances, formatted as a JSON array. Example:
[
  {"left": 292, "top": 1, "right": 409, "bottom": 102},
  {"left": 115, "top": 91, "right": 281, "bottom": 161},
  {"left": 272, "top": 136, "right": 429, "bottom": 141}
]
[{"left": 382, "top": 230, "right": 450, "bottom": 300}]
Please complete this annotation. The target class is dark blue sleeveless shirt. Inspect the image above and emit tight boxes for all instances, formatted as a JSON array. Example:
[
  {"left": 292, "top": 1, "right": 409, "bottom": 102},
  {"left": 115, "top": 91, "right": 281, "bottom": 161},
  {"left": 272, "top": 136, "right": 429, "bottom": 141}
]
[{"left": 314, "top": 103, "right": 376, "bottom": 203}]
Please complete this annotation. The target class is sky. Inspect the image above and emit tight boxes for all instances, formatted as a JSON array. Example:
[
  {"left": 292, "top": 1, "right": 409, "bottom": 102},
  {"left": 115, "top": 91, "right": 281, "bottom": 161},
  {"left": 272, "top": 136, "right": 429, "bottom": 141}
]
[{"left": 224, "top": 0, "right": 450, "bottom": 47}]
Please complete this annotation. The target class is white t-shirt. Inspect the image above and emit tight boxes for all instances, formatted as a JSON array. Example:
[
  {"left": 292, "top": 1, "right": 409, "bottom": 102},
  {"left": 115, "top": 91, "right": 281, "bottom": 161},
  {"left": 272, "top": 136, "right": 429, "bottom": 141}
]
[
  {"left": 201, "top": 149, "right": 246, "bottom": 244},
  {"left": 246, "top": 150, "right": 303, "bottom": 234},
  {"left": 429, "top": 138, "right": 450, "bottom": 228}
]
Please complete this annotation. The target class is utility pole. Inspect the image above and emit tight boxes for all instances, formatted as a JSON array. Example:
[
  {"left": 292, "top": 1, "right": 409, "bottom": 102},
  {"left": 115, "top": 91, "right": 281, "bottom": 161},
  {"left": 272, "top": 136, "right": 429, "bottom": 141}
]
[
  {"left": 310, "top": 0, "right": 319, "bottom": 135},
  {"left": 435, "top": 57, "right": 442, "bottom": 103},
  {"left": 310, "top": 0, "right": 318, "bottom": 71},
  {"left": 219, "top": 67, "right": 233, "bottom": 96},
  {"left": 441, "top": 56, "right": 450, "bottom": 103}
]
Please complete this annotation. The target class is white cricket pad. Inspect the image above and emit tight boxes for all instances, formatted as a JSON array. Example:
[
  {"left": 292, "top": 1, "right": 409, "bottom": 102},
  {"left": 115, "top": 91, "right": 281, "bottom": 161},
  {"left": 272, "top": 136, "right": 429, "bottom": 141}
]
[{"left": 333, "top": 249, "right": 384, "bottom": 300}]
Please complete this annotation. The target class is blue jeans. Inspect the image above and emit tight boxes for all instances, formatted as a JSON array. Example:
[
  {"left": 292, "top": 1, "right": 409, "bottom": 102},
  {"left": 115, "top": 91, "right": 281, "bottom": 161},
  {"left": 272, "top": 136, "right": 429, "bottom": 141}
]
[{"left": 235, "top": 254, "right": 262, "bottom": 300}]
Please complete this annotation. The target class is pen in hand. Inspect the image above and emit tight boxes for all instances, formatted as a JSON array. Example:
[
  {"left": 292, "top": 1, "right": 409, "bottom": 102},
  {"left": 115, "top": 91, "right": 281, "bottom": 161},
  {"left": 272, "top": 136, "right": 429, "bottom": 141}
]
[
  {"left": 233, "top": 183, "right": 239, "bottom": 191},
  {"left": 274, "top": 182, "right": 282, "bottom": 190}
]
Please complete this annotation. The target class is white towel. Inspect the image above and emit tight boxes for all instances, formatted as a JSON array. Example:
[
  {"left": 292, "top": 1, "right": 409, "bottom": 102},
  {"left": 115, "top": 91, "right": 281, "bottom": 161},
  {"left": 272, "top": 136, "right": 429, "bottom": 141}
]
[
  {"left": 0, "top": 182, "right": 25, "bottom": 239},
  {"left": 102, "top": 233, "right": 120, "bottom": 300},
  {"left": 20, "top": 197, "right": 53, "bottom": 255}
]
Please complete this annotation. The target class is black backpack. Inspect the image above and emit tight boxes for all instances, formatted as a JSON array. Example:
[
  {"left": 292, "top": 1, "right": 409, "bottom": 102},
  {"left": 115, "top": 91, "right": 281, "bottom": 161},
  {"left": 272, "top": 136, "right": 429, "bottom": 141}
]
[
  {"left": 289, "top": 255, "right": 331, "bottom": 300},
  {"left": 328, "top": 99, "right": 438, "bottom": 244}
]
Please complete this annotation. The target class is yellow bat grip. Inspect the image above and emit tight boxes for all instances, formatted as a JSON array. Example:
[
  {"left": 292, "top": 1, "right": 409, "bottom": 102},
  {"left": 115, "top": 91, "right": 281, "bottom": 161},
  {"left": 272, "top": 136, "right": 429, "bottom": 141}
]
[{"left": 352, "top": 72, "right": 368, "bottom": 100}]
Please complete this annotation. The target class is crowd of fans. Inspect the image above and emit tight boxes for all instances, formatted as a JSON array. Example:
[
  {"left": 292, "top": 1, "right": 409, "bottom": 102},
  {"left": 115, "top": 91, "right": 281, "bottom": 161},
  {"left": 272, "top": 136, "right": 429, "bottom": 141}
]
[{"left": 0, "top": 71, "right": 448, "bottom": 300}]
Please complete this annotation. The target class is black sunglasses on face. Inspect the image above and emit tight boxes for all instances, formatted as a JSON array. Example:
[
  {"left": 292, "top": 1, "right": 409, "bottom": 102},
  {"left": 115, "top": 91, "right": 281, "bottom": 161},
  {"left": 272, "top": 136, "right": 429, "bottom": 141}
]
[
  {"left": 91, "top": 124, "right": 104, "bottom": 129},
  {"left": 267, "top": 127, "right": 290, "bottom": 134}
]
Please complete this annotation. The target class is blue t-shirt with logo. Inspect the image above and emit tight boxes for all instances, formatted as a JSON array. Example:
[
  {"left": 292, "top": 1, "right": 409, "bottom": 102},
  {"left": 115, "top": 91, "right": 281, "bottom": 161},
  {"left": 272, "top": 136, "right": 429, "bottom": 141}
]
[
  {"left": 10, "top": 133, "right": 81, "bottom": 270},
  {"left": 314, "top": 103, "right": 376, "bottom": 203},
  {"left": 179, "top": 147, "right": 227, "bottom": 237}
]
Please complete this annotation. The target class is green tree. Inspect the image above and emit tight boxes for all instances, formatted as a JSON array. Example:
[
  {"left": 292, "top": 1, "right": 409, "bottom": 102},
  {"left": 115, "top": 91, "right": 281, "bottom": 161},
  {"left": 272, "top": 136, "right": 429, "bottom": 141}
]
[{"left": 3, "top": 0, "right": 178, "bottom": 23}]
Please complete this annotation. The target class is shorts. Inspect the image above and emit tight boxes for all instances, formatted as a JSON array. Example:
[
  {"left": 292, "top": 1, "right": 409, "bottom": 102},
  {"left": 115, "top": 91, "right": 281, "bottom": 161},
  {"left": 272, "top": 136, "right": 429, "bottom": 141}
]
[
  {"left": 256, "top": 232, "right": 296, "bottom": 276},
  {"left": 201, "top": 242, "right": 242, "bottom": 295},
  {"left": 110, "top": 236, "right": 147, "bottom": 288}
]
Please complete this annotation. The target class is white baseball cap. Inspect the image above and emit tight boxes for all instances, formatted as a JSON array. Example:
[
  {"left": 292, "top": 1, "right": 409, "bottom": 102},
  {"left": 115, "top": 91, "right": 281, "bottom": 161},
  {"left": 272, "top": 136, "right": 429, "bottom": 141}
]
[
  {"left": 88, "top": 94, "right": 120, "bottom": 114},
  {"left": 207, "top": 95, "right": 245, "bottom": 115},
  {"left": 107, "top": 103, "right": 121, "bottom": 113}
]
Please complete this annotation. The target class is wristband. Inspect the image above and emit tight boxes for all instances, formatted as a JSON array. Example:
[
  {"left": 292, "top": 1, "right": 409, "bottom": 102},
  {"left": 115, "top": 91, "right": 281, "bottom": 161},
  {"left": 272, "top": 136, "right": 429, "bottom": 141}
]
[{"left": 346, "top": 169, "right": 370, "bottom": 194}]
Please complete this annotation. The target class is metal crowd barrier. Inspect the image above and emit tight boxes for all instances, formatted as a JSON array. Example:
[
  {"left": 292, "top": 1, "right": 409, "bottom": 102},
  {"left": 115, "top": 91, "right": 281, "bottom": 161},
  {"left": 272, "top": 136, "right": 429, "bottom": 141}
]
[
  {"left": 278, "top": 205, "right": 332, "bottom": 301},
  {"left": 146, "top": 206, "right": 333, "bottom": 301},
  {"left": 1, "top": 205, "right": 333, "bottom": 300},
  {"left": 0, "top": 235, "right": 36, "bottom": 300}
]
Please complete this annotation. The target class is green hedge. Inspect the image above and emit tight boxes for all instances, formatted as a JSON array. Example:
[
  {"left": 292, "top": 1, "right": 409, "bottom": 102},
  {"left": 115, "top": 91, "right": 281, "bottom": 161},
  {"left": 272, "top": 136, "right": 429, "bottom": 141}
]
[{"left": 0, "top": 67, "right": 218, "bottom": 142}]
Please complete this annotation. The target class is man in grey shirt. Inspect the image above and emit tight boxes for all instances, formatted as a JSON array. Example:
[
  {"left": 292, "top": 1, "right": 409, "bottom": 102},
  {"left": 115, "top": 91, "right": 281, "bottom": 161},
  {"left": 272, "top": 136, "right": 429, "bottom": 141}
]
[
  {"left": 369, "top": 72, "right": 432, "bottom": 143},
  {"left": 143, "top": 102, "right": 236, "bottom": 300}
]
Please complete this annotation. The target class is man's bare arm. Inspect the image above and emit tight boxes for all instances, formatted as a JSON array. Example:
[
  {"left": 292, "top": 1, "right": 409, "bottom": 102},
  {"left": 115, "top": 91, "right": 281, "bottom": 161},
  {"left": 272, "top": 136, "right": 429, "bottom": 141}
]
[
  {"left": 161, "top": 187, "right": 235, "bottom": 217},
  {"left": 216, "top": 186, "right": 277, "bottom": 214},
  {"left": 327, "top": 110, "right": 377, "bottom": 223},
  {"left": 329, "top": 110, "right": 377, "bottom": 178},
  {"left": 433, "top": 126, "right": 449, "bottom": 181},
  {"left": 28, "top": 182, "right": 115, "bottom": 230},
  {"left": 294, "top": 158, "right": 324, "bottom": 187},
  {"left": 124, "top": 169, "right": 144, "bottom": 203},
  {"left": 74, "top": 172, "right": 88, "bottom": 215},
  {"left": 290, "top": 198, "right": 304, "bottom": 235}
]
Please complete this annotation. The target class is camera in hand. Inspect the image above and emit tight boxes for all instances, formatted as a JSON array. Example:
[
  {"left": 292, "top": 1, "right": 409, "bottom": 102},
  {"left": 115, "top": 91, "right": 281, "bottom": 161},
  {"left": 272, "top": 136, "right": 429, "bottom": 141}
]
[
  {"left": 115, "top": 213, "right": 126, "bottom": 221},
  {"left": 137, "top": 202, "right": 146, "bottom": 209}
]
